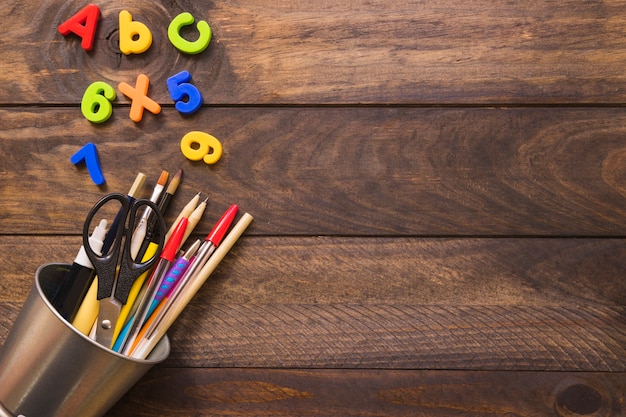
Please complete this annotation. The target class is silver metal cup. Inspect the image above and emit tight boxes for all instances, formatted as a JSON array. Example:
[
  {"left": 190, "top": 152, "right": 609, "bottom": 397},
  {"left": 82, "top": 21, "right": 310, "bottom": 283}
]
[{"left": 0, "top": 263, "right": 170, "bottom": 417}]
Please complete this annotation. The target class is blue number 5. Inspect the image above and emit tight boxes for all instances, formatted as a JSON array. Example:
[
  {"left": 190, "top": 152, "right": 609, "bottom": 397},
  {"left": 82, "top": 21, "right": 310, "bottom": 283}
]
[{"left": 167, "top": 70, "right": 203, "bottom": 115}]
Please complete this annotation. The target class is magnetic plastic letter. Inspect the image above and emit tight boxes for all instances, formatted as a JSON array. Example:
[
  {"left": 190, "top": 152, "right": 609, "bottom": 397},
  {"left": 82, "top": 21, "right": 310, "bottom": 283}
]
[
  {"left": 166, "top": 70, "right": 203, "bottom": 115},
  {"left": 167, "top": 12, "right": 212, "bottom": 54},
  {"left": 118, "top": 74, "right": 162, "bottom": 122},
  {"left": 81, "top": 81, "right": 116, "bottom": 123},
  {"left": 119, "top": 10, "right": 153, "bottom": 55},
  {"left": 71, "top": 143, "right": 105, "bottom": 185},
  {"left": 58, "top": 4, "right": 101, "bottom": 51},
  {"left": 180, "top": 131, "right": 222, "bottom": 164}
]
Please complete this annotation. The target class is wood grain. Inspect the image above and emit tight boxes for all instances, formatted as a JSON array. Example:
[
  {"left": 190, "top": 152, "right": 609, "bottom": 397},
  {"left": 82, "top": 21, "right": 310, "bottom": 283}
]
[
  {"left": 0, "top": 236, "right": 623, "bottom": 371},
  {"left": 0, "top": 236, "right": 624, "bottom": 307},
  {"left": 106, "top": 368, "right": 626, "bottom": 417},
  {"left": 4, "top": 0, "right": 626, "bottom": 104},
  {"left": 162, "top": 303, "right": 625, "bottom": 370},
  {"left": 1, "top": 0, "right": 625, "bottom": 415},
  {"left": 2, "top": 107, "right": 626, "bottom": 236}
]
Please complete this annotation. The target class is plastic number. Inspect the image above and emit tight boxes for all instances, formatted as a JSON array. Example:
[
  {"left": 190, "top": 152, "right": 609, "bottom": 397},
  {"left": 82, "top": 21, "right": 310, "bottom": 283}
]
[
  {"left": 81, "top": 81, "right": 116, "bottom": 123},
  {"left": 70, "top": 143, "right": 105, "bottom": 185},
  {"left": 180, "top": 131, "right": 223, "bottom": 165},
  {"left": 167, "top": 70, "right": 203, "bottom": 115}
]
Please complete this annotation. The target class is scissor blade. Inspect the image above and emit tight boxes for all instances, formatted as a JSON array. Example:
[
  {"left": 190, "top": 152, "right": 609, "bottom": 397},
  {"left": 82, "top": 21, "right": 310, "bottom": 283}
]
[{"left": 95, "top": 298, "right": 122, "bottom": 349}]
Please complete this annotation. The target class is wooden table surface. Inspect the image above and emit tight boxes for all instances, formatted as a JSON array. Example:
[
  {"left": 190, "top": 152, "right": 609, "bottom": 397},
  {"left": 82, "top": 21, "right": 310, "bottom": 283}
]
[{"left": 1, "top": 0, "right": 625, "bottom": 416}]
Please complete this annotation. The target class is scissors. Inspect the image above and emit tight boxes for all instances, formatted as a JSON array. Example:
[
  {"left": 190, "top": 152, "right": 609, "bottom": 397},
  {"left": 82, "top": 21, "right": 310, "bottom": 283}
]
[{"left": 82, "top": 192, "right": 166, "bottom": 348}]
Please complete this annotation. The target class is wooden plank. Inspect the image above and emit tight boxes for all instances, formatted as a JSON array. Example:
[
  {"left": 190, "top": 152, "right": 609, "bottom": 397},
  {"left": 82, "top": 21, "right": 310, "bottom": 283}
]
[
  {"left": 2, "top": 107, "right": 626, "bottom": 236},
  {"left": 2, "top": 1, "right": 623, "bottom": 416},
  {"left": 162, "top": 303, "right": 626, "bottom": 371},
  {"left": 5, "top": 299, "right": 619, "bottom": 371},
  {"left": 0, "top": 236, "right": 624, "bottom": 307},
  {"left": 106, "top": 368, "right": 626, "bottom": 416},
  {"left": 4, "top": 1, "right": 626, "bottom": 104},
  {"left": 1, "top": 236, "right": 624, "bottom": 370}
]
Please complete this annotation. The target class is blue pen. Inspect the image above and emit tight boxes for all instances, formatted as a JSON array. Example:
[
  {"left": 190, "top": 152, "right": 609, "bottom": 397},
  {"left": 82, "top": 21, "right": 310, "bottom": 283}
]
[{"left": 148, "top": 239, "right": 200, "bottom": 317}]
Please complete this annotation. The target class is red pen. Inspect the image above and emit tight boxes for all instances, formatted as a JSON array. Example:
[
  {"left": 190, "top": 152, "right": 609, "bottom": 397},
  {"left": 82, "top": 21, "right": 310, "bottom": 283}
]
[
  {"left": 137, "top": 205, "right": 238, "bottom": 345},
  {"left": 181, "top": 204, "right": 238, "bottom": 285}
]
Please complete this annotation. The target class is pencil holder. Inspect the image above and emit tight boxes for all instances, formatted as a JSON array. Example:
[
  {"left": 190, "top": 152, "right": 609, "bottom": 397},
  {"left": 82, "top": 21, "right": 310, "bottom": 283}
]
[{"left": 0, "top": 263, "right": 170, "bottom": 417}]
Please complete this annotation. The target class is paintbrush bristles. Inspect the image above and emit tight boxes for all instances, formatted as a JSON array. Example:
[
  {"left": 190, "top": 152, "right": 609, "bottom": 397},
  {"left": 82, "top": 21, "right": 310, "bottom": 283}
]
[
  {"left": 166, "top": 169, "right": 183, "bottom": 195},
  {"left": 157, "top": 170, "right": 169, "bottom": 186}
]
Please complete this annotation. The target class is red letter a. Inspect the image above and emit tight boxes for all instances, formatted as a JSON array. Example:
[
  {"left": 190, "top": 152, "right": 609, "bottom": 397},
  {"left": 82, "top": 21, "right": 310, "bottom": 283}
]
[{"left": 58, "top": 4, "right": 101, "bottom": 51}]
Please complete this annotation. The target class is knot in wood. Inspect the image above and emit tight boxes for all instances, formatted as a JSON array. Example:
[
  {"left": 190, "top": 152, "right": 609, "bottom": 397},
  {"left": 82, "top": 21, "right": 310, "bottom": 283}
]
[{"left": 556, "top": 383, "right": 604, "bottom": 417}]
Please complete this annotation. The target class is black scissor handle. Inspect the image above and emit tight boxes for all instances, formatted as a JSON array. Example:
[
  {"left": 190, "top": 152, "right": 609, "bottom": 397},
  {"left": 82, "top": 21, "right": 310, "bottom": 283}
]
[
  {"left": 82, "top": 193, "right": 130, "bottom": 301},
  {"left": 114, "top": 198, "right": 166, "bottom": 305}
]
